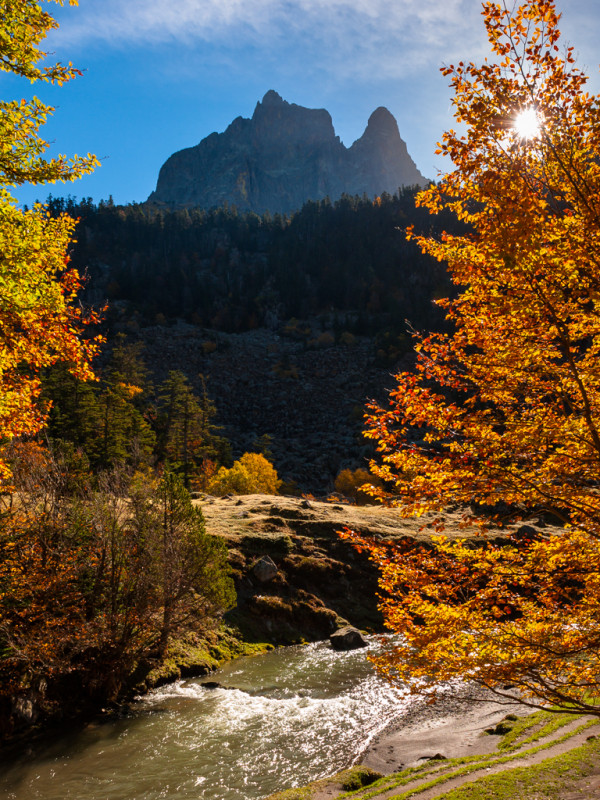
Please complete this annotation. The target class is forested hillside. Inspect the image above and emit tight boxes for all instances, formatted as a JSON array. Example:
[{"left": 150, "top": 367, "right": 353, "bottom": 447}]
[
  {"left": 34, "top": 190, "right": 462, "bottom": 491},
  {"left": 44, "top": 189, "right": 458, "bottom": 336}
]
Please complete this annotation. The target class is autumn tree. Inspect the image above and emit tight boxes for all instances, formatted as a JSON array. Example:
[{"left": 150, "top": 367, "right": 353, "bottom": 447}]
[
  {"left": 334, "top": 467, "right": 382, "bottom": 505},
  {"left": 345, "top": 0, "right": 600, "bottom": 715},
  {"left": 208, "top": 452, "right": 282, "bottom": 496},
  {"left": 0, "top": 444, "right": 103, "bottom": 717},
  {"left": 0, "top": 461, "right": 236, "bottom": 732},
  {"left": 0, "top": 0, "right": 99, "bottom": 478}
]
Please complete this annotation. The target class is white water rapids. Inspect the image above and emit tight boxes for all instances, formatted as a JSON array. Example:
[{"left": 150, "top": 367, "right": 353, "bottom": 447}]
[{"left": 1, "top": 638, "right": 413, "bottom": 800}]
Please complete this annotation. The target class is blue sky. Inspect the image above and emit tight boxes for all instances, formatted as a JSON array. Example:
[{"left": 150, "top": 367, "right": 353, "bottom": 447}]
[{"left": 6, "top": 0, "right": 600, "bottom": 207}]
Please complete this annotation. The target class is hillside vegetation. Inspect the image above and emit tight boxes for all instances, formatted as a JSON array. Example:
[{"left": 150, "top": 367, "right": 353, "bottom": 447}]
[{"left": 45, "top": 190, "right": 457, "bottom": 336}]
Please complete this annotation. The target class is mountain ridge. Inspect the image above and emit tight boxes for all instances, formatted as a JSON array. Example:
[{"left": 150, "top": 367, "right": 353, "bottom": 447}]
[{"left": 148, "top": 91, "right": 428, "bottom": 214}]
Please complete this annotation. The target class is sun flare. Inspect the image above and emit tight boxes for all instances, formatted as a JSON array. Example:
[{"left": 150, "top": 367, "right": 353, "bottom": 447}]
[{"left": 514, "top": 108, "right": 541, "bottom": 139}]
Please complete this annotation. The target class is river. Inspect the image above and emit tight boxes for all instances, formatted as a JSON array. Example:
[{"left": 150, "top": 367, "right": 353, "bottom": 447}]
[{"left": 0, "top": 638, "right": 411, "bottom": 800}]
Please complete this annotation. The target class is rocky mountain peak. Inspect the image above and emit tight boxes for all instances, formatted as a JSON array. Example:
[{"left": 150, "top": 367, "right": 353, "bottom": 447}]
[
  {"left": 148, "top": 93, "right": 428, "bottom": 213},
  {"left": 251, "top": 89, "right": 336, "bottom": 146},
  {"left": 362, "top": 106, "right": 400, "bottom": 139},
  {"left": 258, "top": 89, "right": 285, "bottom": 107}
]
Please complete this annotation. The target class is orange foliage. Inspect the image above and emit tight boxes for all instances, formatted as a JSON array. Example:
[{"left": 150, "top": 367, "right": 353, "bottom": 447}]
[
  {"left": 0, "top": 0, "right": 100, "bottom": 479},
  {"left": 334, "top": 468, "right": 380, "bottom": 505},
  {"left": 0, "top": 206, "right": 102, "bottom": 474},
  {"left": 208, "top": 452, "right": 282, "bottom": 495},
  {"left": 0, "top": 462, "right": 234, "bottom": 727},
  {"left": 343, "top": 0, "right": 600, "bottom": 714}
]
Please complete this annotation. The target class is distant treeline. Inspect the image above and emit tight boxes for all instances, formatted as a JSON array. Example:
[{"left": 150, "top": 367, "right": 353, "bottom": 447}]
[{"left": 42, "top": 189, "right": 461, "bottom": 336}]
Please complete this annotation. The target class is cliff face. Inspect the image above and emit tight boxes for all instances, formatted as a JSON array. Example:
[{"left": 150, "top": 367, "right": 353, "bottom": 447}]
[{"left": 148, "top": 91, "right": 428, "bottom": 213}]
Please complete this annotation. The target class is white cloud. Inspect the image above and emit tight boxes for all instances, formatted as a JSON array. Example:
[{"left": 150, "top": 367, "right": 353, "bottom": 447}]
[{"left": 54, "top": 0, "right": 487, "bottom": 80}]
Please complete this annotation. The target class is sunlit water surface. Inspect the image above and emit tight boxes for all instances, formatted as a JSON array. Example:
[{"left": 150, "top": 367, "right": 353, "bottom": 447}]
[{"left": 0, "top": 639, "right": 412, "bottom": 800}]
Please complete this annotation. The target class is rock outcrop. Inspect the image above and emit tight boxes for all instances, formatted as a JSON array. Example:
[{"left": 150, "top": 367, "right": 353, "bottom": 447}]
[
  {"left": 252, "top": 555, "right": 279, "bottom": 583},
  {"left": 200, "top": 494, "right": 538, "bottom": 647},
  {"left": 148, "top": 91, "right": 428, "bottom": 213},
  {"left": 330, "top": 626, "right": 369, "bottom": 651}
]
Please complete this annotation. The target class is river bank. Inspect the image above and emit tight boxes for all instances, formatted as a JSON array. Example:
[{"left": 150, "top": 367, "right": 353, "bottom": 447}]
[
  {"left": 360, "top": 682, "right": 523, "bottom": 773},
  {"left": 7, "top": 492, "right": 596, "bottom": 800},
  {"left": 5, "top": 629, "right": 594, "bottom": 800},
  {"left": 0, "top": 492, "right": 384, "bottom": 747},
  {"left": 267, "top": 681, "right": 600, "bottom": 800},
  {"left": 260, "top": 681, "right": 528, "bottom": 800},
  {"left": 1, "top": 492, "right": 550, "bottom": 748},
  {"left": 0, "top": 638, "right": 411, "bottom": 800}
]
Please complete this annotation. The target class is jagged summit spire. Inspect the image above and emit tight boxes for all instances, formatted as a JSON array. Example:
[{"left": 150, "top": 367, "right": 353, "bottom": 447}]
[
  {"left": 148, "top": 93, "right": 428, "bottom": 213},
  {"left": 261, "top": 89, "right": 285, "bottom": 106},
  {"left": 253, "top": 90, "right": 287, "bottom": 117}
]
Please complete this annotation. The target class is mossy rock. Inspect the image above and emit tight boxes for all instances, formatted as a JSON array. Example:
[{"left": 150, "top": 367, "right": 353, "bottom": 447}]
[
  {"left": 143, "top": 626, "right": 274, "bottom": 689},
  {"left": 264, "top": 765, "right": 382, "bottom": 799},
  {"left": 339, "top": 765, "right": 382, "bottom": 790},
  {"left": 486, "top": 721, "right": 514, "bottom": 735}
]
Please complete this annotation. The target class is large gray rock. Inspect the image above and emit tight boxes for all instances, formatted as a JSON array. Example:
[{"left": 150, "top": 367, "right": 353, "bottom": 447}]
[
  {"left": 252, "top": 554, "right": 278, "bottom": 583},
  {"left": 330, "top": 625, "right": 368, "bottom": 650},
  {"left": 148, "top": 90, "right": 428, "bottom": 214}
]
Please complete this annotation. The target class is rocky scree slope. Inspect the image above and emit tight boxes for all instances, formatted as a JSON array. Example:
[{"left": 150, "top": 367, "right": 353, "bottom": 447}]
[{"left": 138, "top": 321, "right": 415, "bottom": 493}]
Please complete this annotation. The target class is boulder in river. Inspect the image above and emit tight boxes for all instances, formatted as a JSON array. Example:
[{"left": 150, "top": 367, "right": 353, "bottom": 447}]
[{"left": 330, "top": 625, "right": 368, "bottom": 650}]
